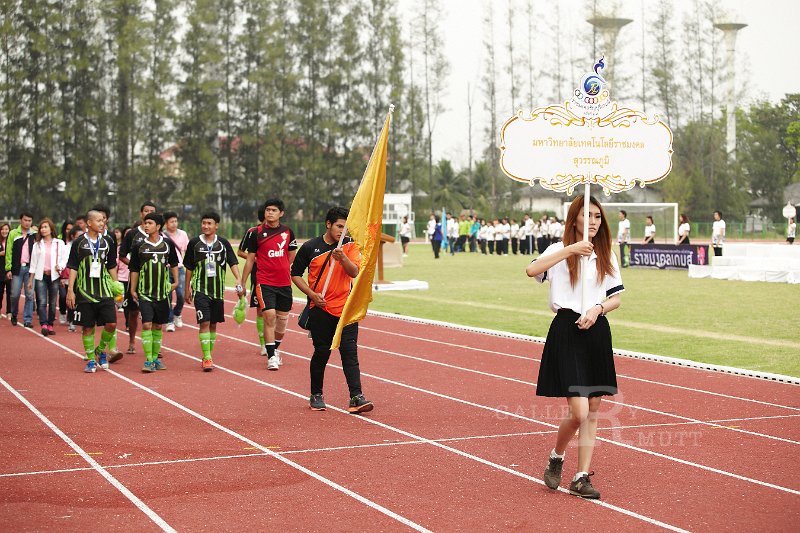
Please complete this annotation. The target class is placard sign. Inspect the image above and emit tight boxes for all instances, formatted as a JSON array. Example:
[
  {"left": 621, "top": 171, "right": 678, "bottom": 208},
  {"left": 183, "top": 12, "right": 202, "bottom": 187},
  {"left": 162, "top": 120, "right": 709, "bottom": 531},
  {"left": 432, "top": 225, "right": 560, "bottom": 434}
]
[{"left": 629, "top": 244, "right": 710, "bottom": 269}]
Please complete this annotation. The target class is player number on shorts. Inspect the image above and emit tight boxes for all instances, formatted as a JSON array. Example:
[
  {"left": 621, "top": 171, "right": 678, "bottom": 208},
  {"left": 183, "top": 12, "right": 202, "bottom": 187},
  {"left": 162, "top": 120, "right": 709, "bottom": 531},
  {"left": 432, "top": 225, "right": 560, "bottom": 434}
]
[
  {"left": 196, "top": 310, "right": 203, "bottom": 321},
  {"left": 73, "top": 311, "right": 82, "bottom": 322}
]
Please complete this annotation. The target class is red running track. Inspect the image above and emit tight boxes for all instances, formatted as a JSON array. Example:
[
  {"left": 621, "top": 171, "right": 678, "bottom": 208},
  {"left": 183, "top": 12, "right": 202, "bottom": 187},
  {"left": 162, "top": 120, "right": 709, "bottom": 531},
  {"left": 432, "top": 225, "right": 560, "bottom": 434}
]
[{"left": 0, "top": 297, "right": 798, "bottom": 532}]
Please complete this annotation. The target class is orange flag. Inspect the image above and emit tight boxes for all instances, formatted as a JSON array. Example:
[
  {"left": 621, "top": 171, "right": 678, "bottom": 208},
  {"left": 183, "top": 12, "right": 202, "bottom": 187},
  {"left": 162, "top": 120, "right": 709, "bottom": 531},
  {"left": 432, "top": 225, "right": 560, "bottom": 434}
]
[{"left": 331, "top": 108, "right": 392, "bottom": 349}]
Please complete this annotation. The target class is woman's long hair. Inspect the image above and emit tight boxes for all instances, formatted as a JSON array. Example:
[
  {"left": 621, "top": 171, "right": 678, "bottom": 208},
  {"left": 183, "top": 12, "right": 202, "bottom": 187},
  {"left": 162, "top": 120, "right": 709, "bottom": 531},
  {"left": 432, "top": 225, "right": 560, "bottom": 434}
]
[
  {"left": 562, "top": 195, "right": 614, "bottom": 288},
  {"left": 35, "top": 218, "right": 56, "bottom": 243}
]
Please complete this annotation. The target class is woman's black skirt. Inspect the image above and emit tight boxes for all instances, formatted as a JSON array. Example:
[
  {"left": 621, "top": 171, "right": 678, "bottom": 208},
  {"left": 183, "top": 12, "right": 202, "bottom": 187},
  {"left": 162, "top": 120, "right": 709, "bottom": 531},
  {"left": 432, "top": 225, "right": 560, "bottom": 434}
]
[{"left": 536, "top": 309, "right": 618, "bottom": 398}]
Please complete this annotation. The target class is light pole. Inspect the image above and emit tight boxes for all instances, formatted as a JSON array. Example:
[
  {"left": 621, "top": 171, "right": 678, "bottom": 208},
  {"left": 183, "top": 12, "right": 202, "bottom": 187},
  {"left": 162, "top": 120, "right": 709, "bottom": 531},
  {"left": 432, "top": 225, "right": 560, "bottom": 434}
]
[{"left": 714, "top": 22, "right": 747, "bottom": 163}]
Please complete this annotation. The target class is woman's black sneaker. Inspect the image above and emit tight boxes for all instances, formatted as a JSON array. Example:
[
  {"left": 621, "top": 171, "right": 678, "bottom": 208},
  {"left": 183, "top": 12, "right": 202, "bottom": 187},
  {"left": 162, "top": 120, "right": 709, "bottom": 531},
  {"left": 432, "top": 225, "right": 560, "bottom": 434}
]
[
  {"left": 348, "top": 394, "right": 373, "bottom": 414},
  {"left": 543, "top": 456, "right": 564, "bottom": 489},
  {"left": 309, "top": 394, "right": 326, "bottom": 411},
  {"left": 568, "top": 472, "right": 600, "bottom": 499}
]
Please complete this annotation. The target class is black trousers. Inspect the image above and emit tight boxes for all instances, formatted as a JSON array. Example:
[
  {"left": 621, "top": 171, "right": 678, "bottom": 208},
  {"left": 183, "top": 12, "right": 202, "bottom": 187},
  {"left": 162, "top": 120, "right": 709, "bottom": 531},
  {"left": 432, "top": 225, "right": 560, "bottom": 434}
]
[
  {"left": 308, "top": 306, "right": 362, "bottom": 397},
  {"left": 488, "top": 240, "right": 495, "bottom": 254},
  {"left": 431, "top": 239, "right": 441, "bottom": 258},
  {"left": 511, "top": 237, "right": 519, "bottom": 254},
  {"left": 0, "top": 276, "right": 9, "bottom": 314}
]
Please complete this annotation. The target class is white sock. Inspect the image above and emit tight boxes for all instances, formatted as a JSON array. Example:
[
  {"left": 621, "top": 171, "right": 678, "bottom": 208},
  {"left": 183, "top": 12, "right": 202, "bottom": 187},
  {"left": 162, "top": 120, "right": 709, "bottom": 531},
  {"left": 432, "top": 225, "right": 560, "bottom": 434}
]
[
  {"left": 550, "top": 448, "right": 565, "bottom": 460},
  {"left": 573, "top": 471, "right": 588, "bottom": 482}
]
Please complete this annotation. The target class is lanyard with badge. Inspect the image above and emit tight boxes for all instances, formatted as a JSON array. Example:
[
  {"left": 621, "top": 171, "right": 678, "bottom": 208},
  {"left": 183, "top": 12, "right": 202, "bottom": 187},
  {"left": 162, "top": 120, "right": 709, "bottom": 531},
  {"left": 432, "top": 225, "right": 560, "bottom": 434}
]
[
  {"left": 202, "top": 235, "right": 217, "bottom": 277},
  {"left": 88, "top": 235, "right": 102, "bottom": 278}
]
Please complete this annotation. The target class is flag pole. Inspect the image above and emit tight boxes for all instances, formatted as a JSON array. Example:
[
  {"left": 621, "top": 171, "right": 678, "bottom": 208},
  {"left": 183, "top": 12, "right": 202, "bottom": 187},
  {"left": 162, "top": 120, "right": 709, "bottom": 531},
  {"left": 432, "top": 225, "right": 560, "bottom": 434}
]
[
  {"left": 320, "top": 104, "right": 394, "bottom": 298},
  {"left": 580, "top": 183, "right": 591, "bottom": 316}
]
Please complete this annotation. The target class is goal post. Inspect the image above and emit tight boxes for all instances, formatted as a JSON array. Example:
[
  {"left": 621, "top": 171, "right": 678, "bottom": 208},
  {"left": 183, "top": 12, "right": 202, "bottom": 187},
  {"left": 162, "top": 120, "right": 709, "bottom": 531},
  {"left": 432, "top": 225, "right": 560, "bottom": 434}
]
[{"left": 562, "top": 202, "right": 679, "bottom": 244}]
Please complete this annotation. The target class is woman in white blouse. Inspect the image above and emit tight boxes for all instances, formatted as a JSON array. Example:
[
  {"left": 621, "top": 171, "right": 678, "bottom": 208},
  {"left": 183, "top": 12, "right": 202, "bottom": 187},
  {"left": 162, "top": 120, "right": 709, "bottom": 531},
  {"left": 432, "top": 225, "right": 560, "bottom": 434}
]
[
  {"left": 643, "top": 216, "right": 656, "bottom": 244},
  {"left": 677, "top": 214, "right": 691, "bottom": 245},
  {"left": 27, "top": 219, "right": 65, "bottom": 336},
  {"left": 526, "top": 195, "right": 623, "bottom": 500}
]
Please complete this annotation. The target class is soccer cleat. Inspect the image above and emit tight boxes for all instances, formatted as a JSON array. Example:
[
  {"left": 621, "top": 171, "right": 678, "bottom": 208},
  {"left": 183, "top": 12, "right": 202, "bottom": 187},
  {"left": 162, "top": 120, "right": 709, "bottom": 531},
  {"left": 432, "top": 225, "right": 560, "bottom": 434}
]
[
  {"left": 153, "top": 359, "right": 166, "bottom": 371},
  {"left": 568, "top": 472, "right": 600, "bottom": 499},
  {"left": 41, "top": 326, "right": 49, "bottom": 336},
  {"left": 267, "top": 356, "right": 280, "bottom": 371},
  {"left": 309, "top": 393, "right": 326, "bottom": 411},
  {"left": 47, "top": 325, "right": 56, "bottom": 336},
  {"left": 543, "top": 456, "right": 564, "bottom": 489},
  {"left": 142, "top": 361, "right": 155, "bottom": 373},
  {"left": 174, "top": 316, "right": 183, "bottom": 328},
  {"left": 202, "top": 358, "right": 214, "bottom": 372},
  {"left": 259, "top": 345, "right": 267, "bottom": 356},
  {"left": 347, "top": 394, "right": 374, "bottom": 414},
  {"left": 84, "top": 360, "right": 97, "bottom": 373},
  {"left": 165, "top": 322, "right": 176, "bottom": 332},
  {"left": 97, "top": 350, "right": 109, "bottom": 369}
]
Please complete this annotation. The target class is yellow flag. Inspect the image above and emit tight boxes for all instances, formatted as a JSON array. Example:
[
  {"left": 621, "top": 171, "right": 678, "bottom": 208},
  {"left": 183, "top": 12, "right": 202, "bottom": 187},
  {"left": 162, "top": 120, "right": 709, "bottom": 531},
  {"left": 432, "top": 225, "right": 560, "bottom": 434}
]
[{"left": 331, "top": 109, "right": 392, "bottom": 349}]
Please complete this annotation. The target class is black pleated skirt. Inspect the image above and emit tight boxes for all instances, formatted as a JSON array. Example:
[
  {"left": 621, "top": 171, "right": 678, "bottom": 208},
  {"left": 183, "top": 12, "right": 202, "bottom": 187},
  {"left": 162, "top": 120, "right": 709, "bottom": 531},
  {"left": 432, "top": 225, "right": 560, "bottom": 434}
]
[{"left": 536, "top": 309, "right": 618, "bottom": 398}]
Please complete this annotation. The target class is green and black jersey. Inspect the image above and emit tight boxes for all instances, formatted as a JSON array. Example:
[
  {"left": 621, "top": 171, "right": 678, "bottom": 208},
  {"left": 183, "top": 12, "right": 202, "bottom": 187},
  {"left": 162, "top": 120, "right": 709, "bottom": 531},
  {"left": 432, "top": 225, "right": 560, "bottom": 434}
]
[
  {"left": 184, "top": 235, "right": 238, "bottom": 300},
  {"left": 66, "top": 233, "right": 118, "bottom": 303},
  {"left": 128, "top": 236, "right": 179, "bottom": 302}
]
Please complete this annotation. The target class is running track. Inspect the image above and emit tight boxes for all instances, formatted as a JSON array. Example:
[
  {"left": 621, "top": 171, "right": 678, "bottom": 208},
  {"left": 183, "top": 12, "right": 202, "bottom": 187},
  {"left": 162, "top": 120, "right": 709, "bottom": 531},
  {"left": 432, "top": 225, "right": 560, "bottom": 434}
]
[{"left": 0, "top": 295, "right": 798, "bottom": 532}]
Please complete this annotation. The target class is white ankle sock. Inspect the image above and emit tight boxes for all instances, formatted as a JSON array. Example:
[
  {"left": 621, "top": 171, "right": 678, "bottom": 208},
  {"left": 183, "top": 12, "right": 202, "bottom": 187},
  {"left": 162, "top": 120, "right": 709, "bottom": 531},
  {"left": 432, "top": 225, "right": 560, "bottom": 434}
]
[
  {"left": 550, "top": 448, "right": 565, "bottom": 460},
  {"left": 573, "top": 471, "right": 588, "bottom": 482}
]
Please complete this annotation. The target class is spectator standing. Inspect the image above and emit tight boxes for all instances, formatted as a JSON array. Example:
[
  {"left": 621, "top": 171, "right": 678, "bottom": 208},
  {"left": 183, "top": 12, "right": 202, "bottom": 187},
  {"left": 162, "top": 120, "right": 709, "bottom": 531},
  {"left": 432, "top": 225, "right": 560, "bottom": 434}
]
[
  {"left": 787, "top": 217, "right": 796, "bottom": 245},
  {"left": 28, "top": 219, "right": 65, "bottom": 336},
  {"left": 399, "top": 216, "right": 412, "bottom": 256},
  {"left": 617, "top": 210, "right": 630, "bottom": 267},
  {"left": 711, "top": 211, "right": 725, "bottom": 256},
  {"left": 0, "top": 223, "right": 10, "bottom": 319},
  {"left": 5, "top": 211, "right": 35, "bottom": 327},
  {"left": 431, "top": 216, "right": 443, "bottom": 258},
  {"left": 510, "top": 219, "right": 520, "bottom": 255},
  {"left": 643, "top": 216, "right": 656, "bottom": 244},
  {"left": 163, "top": 211, "right": 189, "bottom": 332},
  {"left": 677, "top": 214, "right": 691, "bottom": 245},
  {"left": 426, "top": 214, "right": 436, "bottom": 244}
]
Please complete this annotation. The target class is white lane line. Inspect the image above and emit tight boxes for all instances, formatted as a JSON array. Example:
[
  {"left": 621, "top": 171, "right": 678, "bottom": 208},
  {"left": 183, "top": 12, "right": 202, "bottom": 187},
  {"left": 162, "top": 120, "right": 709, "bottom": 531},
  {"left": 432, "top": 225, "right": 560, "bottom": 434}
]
[
  {"left": 143, "top": 328, "right": 689, "bottom": 532},
  {"left": 201, "top": 326, "right": 800, "bottom": 497},
  {"left": 220, "top": 296, "right": 800, "bottom": 412},
  {"left": 24, "top": 331, "right": 431, "bottom": 533},
  {"left": 0, "top": 375, "right": 176, "bottom": 532}
]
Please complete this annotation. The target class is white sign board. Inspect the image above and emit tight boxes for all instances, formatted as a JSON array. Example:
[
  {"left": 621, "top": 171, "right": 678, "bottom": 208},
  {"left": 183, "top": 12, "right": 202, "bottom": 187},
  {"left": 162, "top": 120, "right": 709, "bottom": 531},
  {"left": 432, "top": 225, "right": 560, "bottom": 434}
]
[{"left": 783, "top": 202, "right": 796, "bottom": 220}]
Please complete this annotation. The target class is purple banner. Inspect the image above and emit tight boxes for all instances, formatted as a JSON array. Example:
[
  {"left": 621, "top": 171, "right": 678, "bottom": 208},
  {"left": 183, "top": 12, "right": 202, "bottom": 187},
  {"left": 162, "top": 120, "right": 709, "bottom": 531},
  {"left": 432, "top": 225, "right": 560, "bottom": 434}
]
[{"left": 628, "top": 244, "right": 710, "bottom": 269}]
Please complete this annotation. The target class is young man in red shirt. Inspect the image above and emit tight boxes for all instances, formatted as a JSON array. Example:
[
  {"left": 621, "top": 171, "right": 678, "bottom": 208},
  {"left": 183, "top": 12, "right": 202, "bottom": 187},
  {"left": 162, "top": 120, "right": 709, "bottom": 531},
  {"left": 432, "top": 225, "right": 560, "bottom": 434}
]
[{"left": 241, "top": 199, "right": 297, "bottom": 371}]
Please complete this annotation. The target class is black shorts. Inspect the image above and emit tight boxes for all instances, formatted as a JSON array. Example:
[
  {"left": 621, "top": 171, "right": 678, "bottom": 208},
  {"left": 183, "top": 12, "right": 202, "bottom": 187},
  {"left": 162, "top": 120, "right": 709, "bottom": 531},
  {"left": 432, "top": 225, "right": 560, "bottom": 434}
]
[
  {"left": 255, "top": 285, "right": 293, "bottom": 313},
  {"left": 139, "top": 299, "right": 170, "bottom": 325},
  {"left": 194, "top": 292, "right": 225, "bottom": 324},
  {"left": 121, "top": 281, "right": 139, "bottom": 312},
  {"left": 75, "top": 299, "right": 117, "bottom": 328},
  {"left": 400, "top": 236, "right": 410, "bottom": 245}
]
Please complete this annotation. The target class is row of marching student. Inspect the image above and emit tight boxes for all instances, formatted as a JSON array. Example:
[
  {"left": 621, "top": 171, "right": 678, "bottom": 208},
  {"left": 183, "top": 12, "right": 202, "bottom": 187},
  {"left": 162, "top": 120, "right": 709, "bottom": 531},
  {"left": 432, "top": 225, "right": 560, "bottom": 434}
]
[{"left": 0, "top": 200, "right": 373, "bottom": 415}]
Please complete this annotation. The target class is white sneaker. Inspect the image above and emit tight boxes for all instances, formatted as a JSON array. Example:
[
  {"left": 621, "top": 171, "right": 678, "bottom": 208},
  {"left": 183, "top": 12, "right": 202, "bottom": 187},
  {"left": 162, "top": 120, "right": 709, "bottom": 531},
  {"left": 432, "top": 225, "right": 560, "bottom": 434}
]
[
  {"left": 259, "top": 345, "right": 267, "bottom": 356},
  {"left": 68, "top": 323, "right": 76, "bottom": 332},
  {"left": 59, "top": 314, "right": 67, "bottom": 325},
  {"left": 174, "top": 316, "right": 183, "bottom": 328},
  {"left": 166, "top": 322, "right": 176, "bottom": 332},
  {"left": 267, "top": 356, "right": 280, "bottom": 371},
  {"left": 276, "top": 350, "right": 283, "bottom": 366}
]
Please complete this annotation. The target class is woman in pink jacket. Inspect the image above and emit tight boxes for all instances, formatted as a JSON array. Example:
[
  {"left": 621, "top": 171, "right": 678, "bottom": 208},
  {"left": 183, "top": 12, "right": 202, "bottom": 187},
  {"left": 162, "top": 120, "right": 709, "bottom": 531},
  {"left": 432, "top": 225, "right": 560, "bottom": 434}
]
[{"left": 27, "top": 219, "right": 66, "bottom": 336}]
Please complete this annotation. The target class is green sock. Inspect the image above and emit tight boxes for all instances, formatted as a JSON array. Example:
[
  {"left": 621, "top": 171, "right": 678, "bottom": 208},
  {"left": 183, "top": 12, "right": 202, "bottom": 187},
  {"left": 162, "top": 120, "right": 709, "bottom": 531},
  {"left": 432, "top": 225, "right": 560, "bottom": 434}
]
[
  {"left": 142, "top": 330, "right": 153, "bottom": 361},
  {"left": 82, "top": 334, "right": 96, "bottom": 360},
  {"left": 108, "top": 330, "right": 118, "bottom": 353},
  {"left": 99, "top": 329, "right": 114, "bottom": 351},
  {"left": 199, "top": 332, "right": 212, "bottom": 360},
  {"left": 256, "top": 316, "right": 265, "bottom": 345},
  {"left": 152, "top": 329, "right": 163, "bottom": 359},
  {"left": 210, "top": 331, "right": 217, "bottom": 353}
]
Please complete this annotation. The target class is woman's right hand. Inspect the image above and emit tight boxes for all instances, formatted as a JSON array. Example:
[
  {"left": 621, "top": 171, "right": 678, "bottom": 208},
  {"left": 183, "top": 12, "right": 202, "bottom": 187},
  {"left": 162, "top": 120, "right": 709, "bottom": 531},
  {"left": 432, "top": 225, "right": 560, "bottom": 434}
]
[{"left": 569, "top": 241, "right": 594, "bottom": 257}]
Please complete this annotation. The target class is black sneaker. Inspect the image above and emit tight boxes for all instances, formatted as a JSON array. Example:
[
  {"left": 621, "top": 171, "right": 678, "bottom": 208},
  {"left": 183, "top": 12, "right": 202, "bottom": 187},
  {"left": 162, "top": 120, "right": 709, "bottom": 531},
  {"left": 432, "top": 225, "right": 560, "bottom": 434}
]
[
  {"left": 568, "top": 472, "right": 600, "bottom": 499},
  {"left": 347, "top": 394, "right": 373, "bottom": 414},
  {"left": 309, "top": 393, "right": 326, "bottom": 411},
  {"left": 543, "top": 456, "right": 564, "bottom": 489},
  {"left": 10, "top": 317, "right": 17, "bottom": 326},
  {"left": 24, "top": 322, "right": 33, "bottom": 328}
]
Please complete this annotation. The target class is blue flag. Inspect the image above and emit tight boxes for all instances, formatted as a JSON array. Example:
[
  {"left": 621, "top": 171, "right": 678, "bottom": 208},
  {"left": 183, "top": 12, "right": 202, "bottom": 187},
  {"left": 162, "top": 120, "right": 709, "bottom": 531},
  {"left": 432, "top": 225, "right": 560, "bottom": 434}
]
[{"left": 441, "top": 207, "right": 448, "bottom": 252}]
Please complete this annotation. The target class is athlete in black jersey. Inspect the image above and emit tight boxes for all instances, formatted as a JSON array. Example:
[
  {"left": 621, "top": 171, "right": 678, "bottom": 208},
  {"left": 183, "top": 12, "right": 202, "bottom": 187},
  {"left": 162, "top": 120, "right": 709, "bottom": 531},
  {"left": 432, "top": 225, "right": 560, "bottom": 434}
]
[
  {"left": 66, "top": 210, "right": 119, "bottom": 373},
  {"left": 118, "top": 201, "right": 157, "bottom": 354},
  {"left": 184, "top": 212, "right": 244, "bottom": 371},
  {"left": 129, "top": 213, "right": 179, "bottom": 372}
]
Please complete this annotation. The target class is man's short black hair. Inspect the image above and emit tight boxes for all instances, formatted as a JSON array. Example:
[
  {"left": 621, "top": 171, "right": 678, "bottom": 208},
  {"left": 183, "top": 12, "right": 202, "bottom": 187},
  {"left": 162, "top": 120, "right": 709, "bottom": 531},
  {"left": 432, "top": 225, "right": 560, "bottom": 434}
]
[
  {"left": 325, "top": 206, "right": 349, "bottom": 225},
  {"left": 163, "top": 211, "right": 178, "bottom": 222},
  {"left": 263, "top": 198, "right": 285, "bottom": 213},
  {"left": 19, "top": 211, "right": 33, "bottom": 219},
  {"left": 144, "top": 213, "right": 164, "bottom": 228},
  {"left": 91, "top": 204, "right": 110, "bottom": 218},
  {"left": 201, "top": 212, "right": 220, "bottom": 224},
  {"left": 75, "top": 215, "right": 87, "bottom": 223},
  {"left": 140, "top": 201, "right": 157, "bottom": 213}
]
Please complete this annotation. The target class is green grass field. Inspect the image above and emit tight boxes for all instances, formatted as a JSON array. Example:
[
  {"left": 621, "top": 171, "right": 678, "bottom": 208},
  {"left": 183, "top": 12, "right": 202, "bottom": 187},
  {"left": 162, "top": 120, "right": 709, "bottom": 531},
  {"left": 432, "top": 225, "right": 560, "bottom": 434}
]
[{"left": 230, "top": 242, "right": 800, "bottom": 377}]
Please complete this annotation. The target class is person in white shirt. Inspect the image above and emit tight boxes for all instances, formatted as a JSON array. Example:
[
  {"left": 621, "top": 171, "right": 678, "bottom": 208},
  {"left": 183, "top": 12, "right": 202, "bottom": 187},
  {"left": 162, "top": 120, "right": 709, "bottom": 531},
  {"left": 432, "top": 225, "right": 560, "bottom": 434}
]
[
  {"left": 677, "top": 214, "right": 691, "bottom": 245},
  {"left": 550, "top": 218, "right": 563, "bottom": 243},
  {"left": 495, "top": 219, "right": 506, "bottom": 255},
  {"left": 643, "top": 216, "right": 656, "bottom": 245},
  {"left": 711, "top": 210, "right": 726, "bottom": 256},
  {"left": 510, "top": 219, "right": 520, "bottom": 255},
  {"left": 487, "top": 220, "right": 497, "bottom": 254},
  {"left": 526, "top": 194, "right": 623, "bottom": 500},
  {"left": 399, "top": 216, "right": 412, "bottom": 256},
  {"left": 447, "top": 213, "right": 459, "bottom": 255},
  {"left": 617, "top": 210, "right": 631, "bottom": 267},
  {"left": 787, "top": 217, "right": 796, "bottom": 245},
  {"left": 426, "top": 214, "right": 436, "bottom": 244},
  {"left": 27, "top": 218, "right": 66, "bottom": 336},
  {"left": 478, "top": 219, "right": 488, "bottom": 254}
]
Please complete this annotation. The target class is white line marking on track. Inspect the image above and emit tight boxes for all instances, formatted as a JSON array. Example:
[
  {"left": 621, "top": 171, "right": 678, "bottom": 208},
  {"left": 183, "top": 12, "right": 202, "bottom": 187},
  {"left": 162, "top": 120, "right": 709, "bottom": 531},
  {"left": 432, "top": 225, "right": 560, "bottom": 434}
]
[
  {"left": 0, "top": 375, "right": 176, "bottom": 533},
  {"left": 198, "top": 325, "right": 800, "bottom": 497},
  {"left": 25, "top": 331, "right": 431, "bottom": 533}
]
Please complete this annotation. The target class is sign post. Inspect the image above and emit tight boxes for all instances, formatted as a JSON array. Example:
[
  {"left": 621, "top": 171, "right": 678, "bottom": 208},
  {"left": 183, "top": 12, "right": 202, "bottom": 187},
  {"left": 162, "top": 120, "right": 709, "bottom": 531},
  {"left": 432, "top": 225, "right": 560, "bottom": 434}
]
[{"left": 500, "top": 58, "right": 674, "bottom": 314}]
